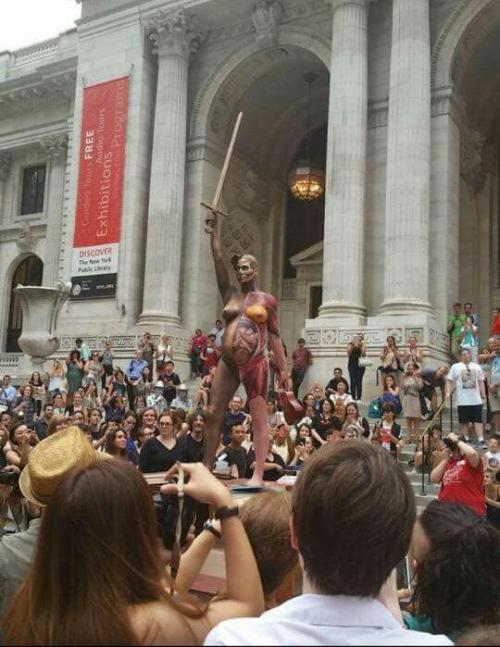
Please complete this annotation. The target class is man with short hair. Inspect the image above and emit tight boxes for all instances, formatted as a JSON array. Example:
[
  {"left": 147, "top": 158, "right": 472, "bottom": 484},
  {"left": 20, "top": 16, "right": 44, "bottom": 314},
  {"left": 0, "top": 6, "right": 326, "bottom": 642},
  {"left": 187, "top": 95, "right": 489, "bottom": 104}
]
[
  {"left": 447, "top": 303, "right": 466, "bottom": 360},
  {"left": 210, "top": 319, "right": 225, "bottom": 349},
  {"left": 0, "top": 375, "right": 16, "bottom": 412},
  {"left": 216, "top": 423, "right": 247, "bottom": 478},
  {"left": 291, "top": 338, "right": 312, "bottom": 399},
  {"left": 223, "top": 395, "right": 248, "bottom": 446},
  {"left": 447, "top": 349, "right": 486, "bottom": 444},
  {"left": 34, "top": 403, "right": 54, "bottom": 440},
  {"left": 325, "top": 367, "right": 350, "bottom": 398},
  {"left": 162, "top": 360, "right": 181, "bottom": 406},
  {"left": 206, "top": 442, "right": 451, "bottom": 645},
  {"left": 417, "top": 365, "right": 449, "bottom": 418},
  {"left": 125, "top": 348, "right": 148, "bottom": 410}
]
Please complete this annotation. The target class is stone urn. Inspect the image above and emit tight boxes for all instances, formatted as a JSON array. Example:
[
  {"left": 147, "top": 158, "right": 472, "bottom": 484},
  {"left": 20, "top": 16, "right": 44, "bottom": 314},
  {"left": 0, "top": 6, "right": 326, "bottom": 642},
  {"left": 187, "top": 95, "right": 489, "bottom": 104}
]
[{"left": 14, "top": 282, "right": 71, "bottom": 366}]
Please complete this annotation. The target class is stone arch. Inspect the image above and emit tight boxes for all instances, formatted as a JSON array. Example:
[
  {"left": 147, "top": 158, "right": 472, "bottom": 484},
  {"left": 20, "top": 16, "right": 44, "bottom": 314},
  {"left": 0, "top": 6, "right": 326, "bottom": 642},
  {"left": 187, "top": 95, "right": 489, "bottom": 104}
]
[
  {"left": 432, "top": 0, "right": 500, "bottom": 89},
  {"left": 188, "top": 24, "right": 331, "bottom": 142}
]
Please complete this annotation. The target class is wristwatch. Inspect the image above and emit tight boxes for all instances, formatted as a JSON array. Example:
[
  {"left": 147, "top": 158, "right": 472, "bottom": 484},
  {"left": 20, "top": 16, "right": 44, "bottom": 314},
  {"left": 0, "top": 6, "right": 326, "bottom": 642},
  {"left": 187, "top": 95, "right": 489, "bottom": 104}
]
[
  {"left": 203, "top": 519, "right": 222, "bottom": 540},
  {"left": 214, "top": 505, "right": 240, "bottom": 521}
]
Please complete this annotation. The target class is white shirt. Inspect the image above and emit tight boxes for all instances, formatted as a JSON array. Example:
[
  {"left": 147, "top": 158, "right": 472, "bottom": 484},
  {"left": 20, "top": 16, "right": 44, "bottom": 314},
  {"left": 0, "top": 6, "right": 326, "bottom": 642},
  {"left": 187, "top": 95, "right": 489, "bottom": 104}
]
[
  {"left": 204, "top": 594, "right": 452, "bottom": 646},
  {"left": 447, "top": 361, "right": 484, "bottom": 406}
]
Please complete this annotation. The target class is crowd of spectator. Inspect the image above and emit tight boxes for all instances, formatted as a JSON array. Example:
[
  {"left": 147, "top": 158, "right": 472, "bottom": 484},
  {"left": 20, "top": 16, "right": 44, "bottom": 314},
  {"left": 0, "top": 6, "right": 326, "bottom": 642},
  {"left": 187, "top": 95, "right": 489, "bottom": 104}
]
[{"left": 0, "top": 305, "right": 500, "bottom": 644}]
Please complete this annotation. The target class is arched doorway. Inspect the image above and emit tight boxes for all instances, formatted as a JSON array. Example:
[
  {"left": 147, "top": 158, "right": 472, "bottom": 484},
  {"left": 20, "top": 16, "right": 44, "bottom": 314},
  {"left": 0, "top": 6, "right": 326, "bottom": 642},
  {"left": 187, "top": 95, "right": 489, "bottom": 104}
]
[
  {"left": 6, "top": 255, "right": 43, "bottom": 352},
  {"left": 200, "top": 44, "right": 329, "bottom": 349}
]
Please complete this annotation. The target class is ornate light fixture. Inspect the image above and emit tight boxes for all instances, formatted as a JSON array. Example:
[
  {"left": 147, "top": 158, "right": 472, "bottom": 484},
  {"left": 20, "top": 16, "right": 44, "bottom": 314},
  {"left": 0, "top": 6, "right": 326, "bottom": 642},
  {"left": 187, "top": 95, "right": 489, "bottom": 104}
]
[{"left": 287, "top": 72, "right": 325, "bottom": 201}]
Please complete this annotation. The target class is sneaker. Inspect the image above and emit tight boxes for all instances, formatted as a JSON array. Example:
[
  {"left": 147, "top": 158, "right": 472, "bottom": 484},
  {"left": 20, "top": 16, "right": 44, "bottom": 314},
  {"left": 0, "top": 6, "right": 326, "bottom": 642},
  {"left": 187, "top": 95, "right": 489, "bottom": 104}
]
[
  {"left": 465, "top": 436, "right": 471, "bottom": 443},
  {"left": 478, "top": 438, "right": 486, "bottom": 447}
]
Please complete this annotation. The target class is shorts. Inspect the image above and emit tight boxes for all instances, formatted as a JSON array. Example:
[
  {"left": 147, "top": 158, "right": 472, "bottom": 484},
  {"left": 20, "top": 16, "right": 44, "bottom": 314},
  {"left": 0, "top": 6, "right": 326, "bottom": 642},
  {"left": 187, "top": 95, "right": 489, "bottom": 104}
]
[{"left": 457, "top": 405, "right": 483, "bottom": 424}]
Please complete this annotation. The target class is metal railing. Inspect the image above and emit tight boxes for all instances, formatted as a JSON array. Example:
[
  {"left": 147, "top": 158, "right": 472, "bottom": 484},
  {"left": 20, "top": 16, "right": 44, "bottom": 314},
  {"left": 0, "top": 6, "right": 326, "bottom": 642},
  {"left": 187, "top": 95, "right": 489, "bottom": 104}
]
[{"left": 418, "top": 388, "right": 454, "bottom": 496}]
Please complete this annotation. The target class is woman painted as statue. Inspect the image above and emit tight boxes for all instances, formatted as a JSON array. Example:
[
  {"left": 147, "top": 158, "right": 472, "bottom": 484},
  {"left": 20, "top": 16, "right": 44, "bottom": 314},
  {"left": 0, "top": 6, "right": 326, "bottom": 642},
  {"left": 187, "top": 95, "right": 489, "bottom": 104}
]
[{"left": 203, "top": 208, "right": 289, "bottom": 486}]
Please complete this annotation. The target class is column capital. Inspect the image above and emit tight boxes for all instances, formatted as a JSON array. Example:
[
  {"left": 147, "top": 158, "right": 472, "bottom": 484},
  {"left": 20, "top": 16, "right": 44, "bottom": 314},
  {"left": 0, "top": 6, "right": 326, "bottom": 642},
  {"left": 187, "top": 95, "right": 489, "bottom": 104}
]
[
  {"left": 40, "top": 134, "right": 68, "bottom": 162},
  {"left": 0, "top": 152, "right": 12, "bottom": 182},
  {"left": 145, "top": 8, "right": 205, "bottom": 60}
]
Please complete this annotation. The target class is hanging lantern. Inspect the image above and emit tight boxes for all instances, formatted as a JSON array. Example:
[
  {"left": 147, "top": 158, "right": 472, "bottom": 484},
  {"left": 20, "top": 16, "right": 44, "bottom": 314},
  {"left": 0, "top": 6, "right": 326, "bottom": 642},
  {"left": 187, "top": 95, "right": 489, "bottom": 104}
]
[
  {"left": 287, "top": 160, "right": 325, "bottom": 201},
  {"left": 288, "top": 72, "right": 325, "bottom": 202}
]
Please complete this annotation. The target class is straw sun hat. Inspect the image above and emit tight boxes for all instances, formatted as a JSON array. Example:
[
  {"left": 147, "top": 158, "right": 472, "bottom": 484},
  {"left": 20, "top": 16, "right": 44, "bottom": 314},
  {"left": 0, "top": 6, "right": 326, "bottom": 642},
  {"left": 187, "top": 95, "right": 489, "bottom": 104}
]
[{"left": 19, "top": 426, "right": 101, "bottom": 507}]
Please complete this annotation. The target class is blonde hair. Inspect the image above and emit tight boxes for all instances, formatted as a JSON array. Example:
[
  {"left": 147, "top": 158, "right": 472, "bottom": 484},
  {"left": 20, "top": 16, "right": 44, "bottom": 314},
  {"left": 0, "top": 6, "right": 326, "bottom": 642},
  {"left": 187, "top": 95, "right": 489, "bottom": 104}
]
[{"left": 230, "top": 254, "right": 258, "bottom": 271}]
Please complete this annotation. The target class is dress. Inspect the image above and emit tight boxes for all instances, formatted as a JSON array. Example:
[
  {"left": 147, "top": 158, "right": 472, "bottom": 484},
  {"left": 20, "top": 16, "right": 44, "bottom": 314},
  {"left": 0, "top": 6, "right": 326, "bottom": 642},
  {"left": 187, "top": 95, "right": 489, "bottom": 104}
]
[
  {"left": 66, "top": 361, "right": 84, "bottom": 394},
  {"left": 401, "top": 377, "right": 421, "bottom": 418}
]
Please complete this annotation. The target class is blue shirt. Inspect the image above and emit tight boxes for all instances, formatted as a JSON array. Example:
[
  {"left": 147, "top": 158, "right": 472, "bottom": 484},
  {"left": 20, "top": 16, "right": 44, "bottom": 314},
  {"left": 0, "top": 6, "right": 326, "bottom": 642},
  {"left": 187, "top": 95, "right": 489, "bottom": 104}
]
[{"left": 126, "top": 359, "right": 148, "bottom": 381}]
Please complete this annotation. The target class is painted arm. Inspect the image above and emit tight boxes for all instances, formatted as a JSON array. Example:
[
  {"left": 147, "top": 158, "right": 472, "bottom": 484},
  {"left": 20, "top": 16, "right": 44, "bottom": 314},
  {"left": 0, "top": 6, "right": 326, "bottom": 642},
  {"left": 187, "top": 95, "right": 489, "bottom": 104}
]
[
  {"left": 205, "top": 209, "right": 232, "bottom": 302},
  {"left": 269, "top": 332, "right": 289, "bottom": 389}
]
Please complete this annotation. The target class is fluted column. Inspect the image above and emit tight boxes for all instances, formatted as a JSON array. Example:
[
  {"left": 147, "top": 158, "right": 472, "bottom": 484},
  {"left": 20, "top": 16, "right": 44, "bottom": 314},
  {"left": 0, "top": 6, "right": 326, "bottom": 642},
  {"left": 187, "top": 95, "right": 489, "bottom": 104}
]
[
  {"left": 41, "top": 135, "right": 68, "bottom": 286},
  {"left": 318, "top": 0, "right": 370, "bottom": 322},
  {"left": 0, "top": 152, "right": 12, "bottom": 223},
  {"left": 139, "top": 9, "right": 203, "bottom": 327},
  {"left": 380, "top": 0, "right": 432, "bottom": 315}
]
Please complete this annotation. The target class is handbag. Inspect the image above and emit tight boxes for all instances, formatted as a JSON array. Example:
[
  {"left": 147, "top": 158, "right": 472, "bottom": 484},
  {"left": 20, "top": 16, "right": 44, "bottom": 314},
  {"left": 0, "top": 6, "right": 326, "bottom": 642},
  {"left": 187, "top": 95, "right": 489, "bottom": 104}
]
[
  {"left": 358, "top": 357, "right": 372, "bottom": 368},
  {"left": 278, "top": 391, "right": 305, "bottom": 425},
  {"left": 368, "top": 398, "right": 381, "bottom": 419}
]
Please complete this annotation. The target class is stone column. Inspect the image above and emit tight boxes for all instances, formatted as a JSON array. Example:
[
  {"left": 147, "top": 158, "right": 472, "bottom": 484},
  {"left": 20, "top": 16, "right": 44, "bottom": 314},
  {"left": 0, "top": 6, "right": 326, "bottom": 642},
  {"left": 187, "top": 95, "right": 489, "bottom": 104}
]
[
  {"left": 139, "top": 9, "right": 203, "bottom": 327},
  {"left": 318, "top": 0, "right": 370, "bottom": 323},
  {"left": 0, "top": 152, "right": 12, "bottom": 223},
  {"left": 41, "top": 135, "right": 68, "bottom": 287},
  {"left": 380, "top": 0, "right": 432, "bottom": 316}
]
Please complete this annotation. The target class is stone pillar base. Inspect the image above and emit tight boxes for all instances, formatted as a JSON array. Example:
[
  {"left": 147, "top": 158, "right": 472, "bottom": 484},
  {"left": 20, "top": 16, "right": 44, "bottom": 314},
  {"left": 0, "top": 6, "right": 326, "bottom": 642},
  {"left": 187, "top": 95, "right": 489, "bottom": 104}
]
[
  {"left": 379, "top": 298, "right": 434, "bottom": 317},
  {"left": 317, "top": 301, "right": 367, "bottom": 324},
  {"left": 137, "top": 311, "right": 182, "bottom": 328},
  {"left": 302, "top": 318, "right": 450, "bottom": 404}
]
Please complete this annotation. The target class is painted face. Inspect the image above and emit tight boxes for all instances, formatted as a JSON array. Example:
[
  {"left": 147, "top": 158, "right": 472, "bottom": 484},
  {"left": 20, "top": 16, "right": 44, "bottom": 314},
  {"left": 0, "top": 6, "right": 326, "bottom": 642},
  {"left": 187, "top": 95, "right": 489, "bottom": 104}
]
[{"left": 236, "top": 260, "right": 257, "bottom": 284}]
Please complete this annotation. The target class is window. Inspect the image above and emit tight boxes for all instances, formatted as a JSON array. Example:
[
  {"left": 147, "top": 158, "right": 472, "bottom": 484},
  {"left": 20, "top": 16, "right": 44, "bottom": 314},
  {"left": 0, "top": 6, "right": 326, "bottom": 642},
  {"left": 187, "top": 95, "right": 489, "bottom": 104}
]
[{"left": 20, "top": 165, "right": 46, "bottom": 215}]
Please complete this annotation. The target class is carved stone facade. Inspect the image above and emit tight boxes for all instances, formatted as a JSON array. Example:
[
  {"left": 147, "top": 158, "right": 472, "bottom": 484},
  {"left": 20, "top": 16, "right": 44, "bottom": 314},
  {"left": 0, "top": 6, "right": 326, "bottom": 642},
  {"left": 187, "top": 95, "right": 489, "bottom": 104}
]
[{"left": 0, "top": 0, "right": 498, "bottom": 392}]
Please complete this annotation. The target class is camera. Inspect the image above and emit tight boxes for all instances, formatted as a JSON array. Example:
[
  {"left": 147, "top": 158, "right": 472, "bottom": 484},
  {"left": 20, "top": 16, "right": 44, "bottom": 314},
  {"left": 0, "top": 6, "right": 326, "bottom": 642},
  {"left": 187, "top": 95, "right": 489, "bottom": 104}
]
[
  {"left": 443, "top": 436, "right": 458, "bottom": 451},
  {"left": 0, "top": 469, "right": 20, "bottom": 487}
]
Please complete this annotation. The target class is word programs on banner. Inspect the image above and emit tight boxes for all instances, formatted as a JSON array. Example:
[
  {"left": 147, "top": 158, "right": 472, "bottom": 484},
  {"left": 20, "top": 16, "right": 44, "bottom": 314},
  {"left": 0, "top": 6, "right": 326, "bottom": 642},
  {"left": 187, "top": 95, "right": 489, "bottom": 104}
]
[{"left": 71, "top": 76, "right": 129, "bottom": 300}]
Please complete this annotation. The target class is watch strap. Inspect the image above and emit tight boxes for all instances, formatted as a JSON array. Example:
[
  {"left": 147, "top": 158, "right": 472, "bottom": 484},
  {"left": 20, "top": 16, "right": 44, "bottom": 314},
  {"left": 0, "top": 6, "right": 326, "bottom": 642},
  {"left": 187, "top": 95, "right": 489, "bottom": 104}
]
[
  {"left": 203, "top": 520, "right": 222, "bottom": 539},
  {"left": 214, "top": 505, "right": 239, "bottom": 521}
]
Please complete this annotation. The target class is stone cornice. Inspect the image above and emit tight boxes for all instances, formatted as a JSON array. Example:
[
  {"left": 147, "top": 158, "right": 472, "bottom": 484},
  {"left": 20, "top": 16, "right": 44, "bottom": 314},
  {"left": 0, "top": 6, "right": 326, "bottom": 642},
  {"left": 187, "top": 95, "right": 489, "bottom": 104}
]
[
  {"left": 0, "top": 66, "right": 76, "bottom": 119},
  {"left": 0, "top": 221, "right": 46, "bottom": 245},
  {"left": 206, "top": 0, "right": 329, "bottom": 45},
  {"left": 0, "top": 120, "right": 69, "bottom": 153}
]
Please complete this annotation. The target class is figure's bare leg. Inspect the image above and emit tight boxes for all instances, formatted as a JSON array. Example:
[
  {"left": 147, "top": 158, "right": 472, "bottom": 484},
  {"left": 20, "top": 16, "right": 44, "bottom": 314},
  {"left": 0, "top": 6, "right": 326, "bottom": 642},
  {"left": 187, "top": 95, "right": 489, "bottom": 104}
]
[
  {"left": 204, "top": 359, "right": 239, "bottom": 470},
  {"left": 247, "top": 395, "right": 268, "bottom": 487}
]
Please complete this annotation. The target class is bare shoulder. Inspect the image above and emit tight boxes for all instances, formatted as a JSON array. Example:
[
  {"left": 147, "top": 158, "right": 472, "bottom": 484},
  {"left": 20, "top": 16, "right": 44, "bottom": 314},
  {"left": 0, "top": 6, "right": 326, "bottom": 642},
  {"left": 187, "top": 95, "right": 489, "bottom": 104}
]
[{"left": 129, "top": 600, "right": 204, "bottom": 646}]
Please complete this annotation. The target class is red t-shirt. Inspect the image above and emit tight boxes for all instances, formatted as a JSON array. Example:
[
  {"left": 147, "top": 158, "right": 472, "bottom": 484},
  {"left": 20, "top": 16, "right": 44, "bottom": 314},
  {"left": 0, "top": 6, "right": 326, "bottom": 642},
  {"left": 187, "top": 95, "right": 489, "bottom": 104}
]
[
  {"left": 492, "top": 315, "right": 500, "bottom": 337},
  {"left": 439, "top": 456, "right": 485, "bottom": 516}
]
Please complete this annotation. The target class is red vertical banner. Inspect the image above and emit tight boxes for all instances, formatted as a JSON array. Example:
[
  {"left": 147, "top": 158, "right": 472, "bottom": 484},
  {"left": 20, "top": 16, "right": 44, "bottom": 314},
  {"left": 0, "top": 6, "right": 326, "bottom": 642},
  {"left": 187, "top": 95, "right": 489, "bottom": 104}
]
[{"left": 71, "top": 77, "right": 129, "bottom": 299}]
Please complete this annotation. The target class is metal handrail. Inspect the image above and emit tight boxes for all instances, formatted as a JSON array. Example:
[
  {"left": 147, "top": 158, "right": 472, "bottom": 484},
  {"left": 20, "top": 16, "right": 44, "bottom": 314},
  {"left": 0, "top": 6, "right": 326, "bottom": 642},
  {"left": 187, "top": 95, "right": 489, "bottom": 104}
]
[{"left": 419, "top": 388, "right": 455, "bottom": 496}]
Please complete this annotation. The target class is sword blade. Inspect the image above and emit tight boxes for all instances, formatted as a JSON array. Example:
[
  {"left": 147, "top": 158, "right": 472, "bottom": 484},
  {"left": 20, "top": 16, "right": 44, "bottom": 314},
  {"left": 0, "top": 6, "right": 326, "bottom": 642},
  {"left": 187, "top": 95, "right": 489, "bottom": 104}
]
[{"left": 210, "top": 112, "right": 243, "bottom": 210}]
